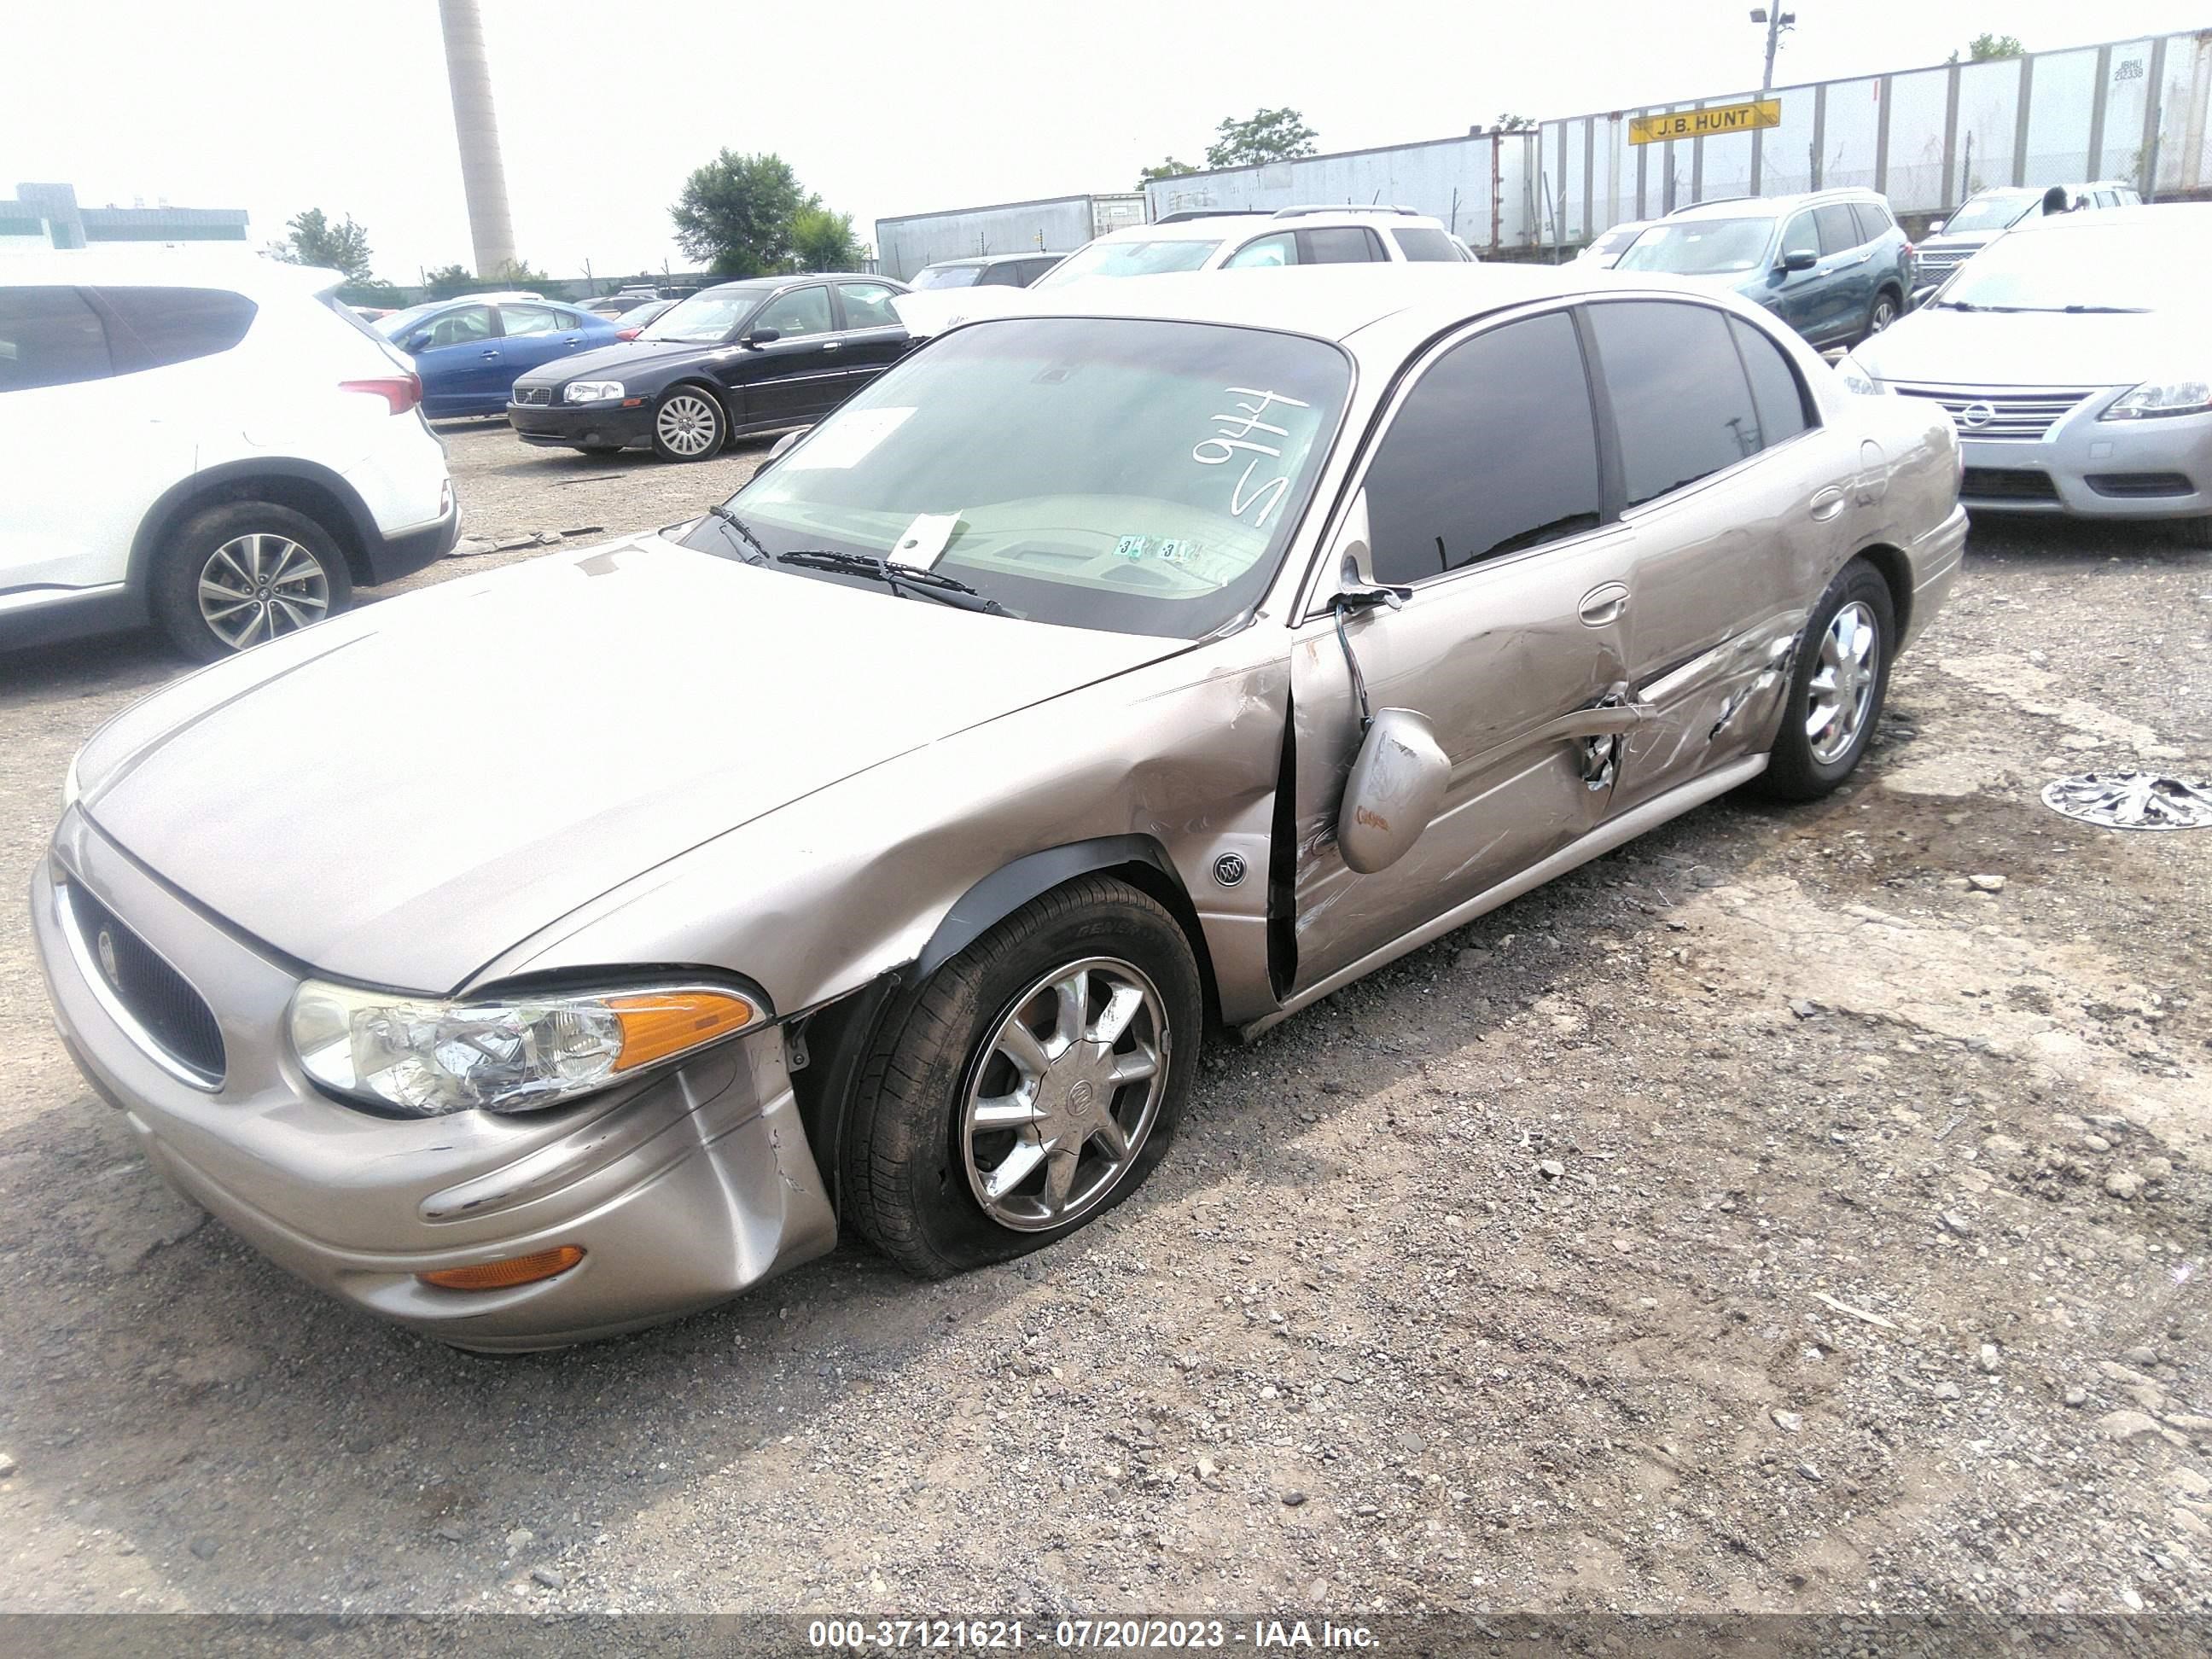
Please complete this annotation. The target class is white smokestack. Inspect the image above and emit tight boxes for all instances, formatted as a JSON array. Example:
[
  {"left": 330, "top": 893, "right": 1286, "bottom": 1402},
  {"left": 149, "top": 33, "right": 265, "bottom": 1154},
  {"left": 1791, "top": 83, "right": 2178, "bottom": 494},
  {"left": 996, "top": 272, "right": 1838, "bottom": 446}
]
[{"left": 437, "top": 0, "right": 519, "bottom": 276}]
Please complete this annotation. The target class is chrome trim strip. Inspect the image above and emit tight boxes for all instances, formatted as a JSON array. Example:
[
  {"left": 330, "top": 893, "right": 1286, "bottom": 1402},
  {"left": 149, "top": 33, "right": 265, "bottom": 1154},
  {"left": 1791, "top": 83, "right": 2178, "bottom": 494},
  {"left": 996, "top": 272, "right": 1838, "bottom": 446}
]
[{"left": 52, "top": 880, "right": 223, "bottom": 1092}]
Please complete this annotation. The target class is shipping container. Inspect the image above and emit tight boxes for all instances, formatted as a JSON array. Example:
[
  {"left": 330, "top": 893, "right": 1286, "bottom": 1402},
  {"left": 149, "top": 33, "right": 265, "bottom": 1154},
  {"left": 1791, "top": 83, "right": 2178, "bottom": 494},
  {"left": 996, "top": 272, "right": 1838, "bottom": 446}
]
[{"left": 875, "top": 194, "right": 1146, "bottom": 281}]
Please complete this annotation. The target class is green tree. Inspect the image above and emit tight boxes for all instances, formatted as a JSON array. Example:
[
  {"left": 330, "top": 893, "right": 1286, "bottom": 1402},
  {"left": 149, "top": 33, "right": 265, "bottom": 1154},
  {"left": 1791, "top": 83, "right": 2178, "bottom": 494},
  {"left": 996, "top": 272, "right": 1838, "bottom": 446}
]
[
  {"left": 488, "top": 258, "right": 550, "bottom": 288},
  {"left": 275, "top": 207, "right": 375, "bottom": 282},
  {"left": 1493, "top": 113, "right": 1537, "bottom": 133},
  {"left": 1138, "top": 156, "right": 1200, "bottom": 188},
  {"left": 672, "top": 150, "right": 809, "bottom": 276},
  {"left": 423, "top": 264, "right": 474, "bottom": 300},
  {"left": 789, "top": 205, "right": 862, "bottom": 271},
  {"left": 1950, "top": 32, "right": 2024, "bottom": 62},
  {"left": 1204, "top": 108, "right": 1318, "bottom": 170}
]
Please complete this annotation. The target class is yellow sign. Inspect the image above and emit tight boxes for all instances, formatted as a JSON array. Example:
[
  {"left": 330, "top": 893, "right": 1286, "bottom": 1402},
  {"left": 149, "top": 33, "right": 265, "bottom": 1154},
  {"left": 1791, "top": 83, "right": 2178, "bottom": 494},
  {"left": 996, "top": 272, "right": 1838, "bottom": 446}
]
[{"left": 1628, "top": 99, "right": 1782, "bottom": 145}]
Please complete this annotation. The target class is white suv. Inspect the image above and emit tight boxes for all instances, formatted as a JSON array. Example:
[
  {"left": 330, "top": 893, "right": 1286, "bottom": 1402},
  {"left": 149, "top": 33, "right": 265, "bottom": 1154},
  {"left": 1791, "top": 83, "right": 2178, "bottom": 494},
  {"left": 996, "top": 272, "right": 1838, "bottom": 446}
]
[
  {"left": 894, "top": 206, "right": 1475, "bottom": 335},
  {"left": 0, "top": 250, "right": 457, "bottom": 661}
]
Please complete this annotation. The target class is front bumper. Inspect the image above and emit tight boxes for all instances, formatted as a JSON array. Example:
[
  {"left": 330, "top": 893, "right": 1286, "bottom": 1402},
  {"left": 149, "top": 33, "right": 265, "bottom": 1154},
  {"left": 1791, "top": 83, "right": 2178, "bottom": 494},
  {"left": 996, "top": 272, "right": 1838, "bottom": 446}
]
[
  {"left": 30, "top": 808, "right": 835, "bottom": 1351},
  {"left": 507, "top": 398, "right": 653, "bottom": 451},
  {"left": 1956, "top": 408, "right": 2212, "bottom": 521}
]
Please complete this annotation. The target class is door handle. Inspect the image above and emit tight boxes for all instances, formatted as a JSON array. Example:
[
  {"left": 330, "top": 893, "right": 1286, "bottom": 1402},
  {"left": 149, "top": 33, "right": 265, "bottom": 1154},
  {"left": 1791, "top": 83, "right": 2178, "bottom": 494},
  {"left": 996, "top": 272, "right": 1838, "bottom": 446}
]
[
  {"left": 1810, "top": 486, "right": 1846, "bottom": 521},
  {"left": 821, "top": 341, "right": 842, "bottom": 352},
  {"left": 480, "top": 350, "right": 500, "bottom": 361},
  {"left": 1577, "top": 582, "right": 1629, "bottom": 626}
]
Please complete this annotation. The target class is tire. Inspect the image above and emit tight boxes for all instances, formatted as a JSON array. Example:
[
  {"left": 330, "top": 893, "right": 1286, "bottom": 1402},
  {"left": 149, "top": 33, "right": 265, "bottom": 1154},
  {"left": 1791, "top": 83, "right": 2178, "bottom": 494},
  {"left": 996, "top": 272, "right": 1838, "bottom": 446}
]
[
  {"left": 151, "top": 500, "right": 354, "bottom": 663},
  {"left": 841, "top": 876, "right": 1202, "bottom": 1278},
  {"left": 1861, "top": 288, "right": 1901, "bottom": 343},
  {"left": 649, "top": 384, "right": 725, "bottom": 463},
  {"left": 1754, "top": 557, "right": 1896, "bottom": 801}
]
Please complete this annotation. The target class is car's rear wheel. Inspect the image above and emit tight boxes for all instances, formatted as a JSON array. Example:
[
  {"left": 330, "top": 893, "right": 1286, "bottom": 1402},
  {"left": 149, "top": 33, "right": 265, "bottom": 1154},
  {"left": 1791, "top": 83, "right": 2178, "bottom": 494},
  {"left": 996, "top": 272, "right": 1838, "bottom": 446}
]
[
  {"left": 1862, "top": 288, "right": 1901, "bottom": 341},
  {"left": 1754, "top": 557, "right": 1895, "bottom": 801},
  {"left": 841, "top": 876, "right": 1201, "bottom": 1278},
  {"left": 650, "top": 386, "right": 725, "bottom": 462},
  {"left": 152, "top": 501, "right": 354, "bottom": 662}
]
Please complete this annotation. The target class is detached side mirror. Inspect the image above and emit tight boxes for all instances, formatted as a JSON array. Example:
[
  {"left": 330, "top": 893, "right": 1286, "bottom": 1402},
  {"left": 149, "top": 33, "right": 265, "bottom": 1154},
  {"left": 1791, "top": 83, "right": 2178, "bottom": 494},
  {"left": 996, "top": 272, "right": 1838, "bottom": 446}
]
[
  {"left": 767, "top": 427, "right": 809, "bottom": 461},
  {"left": 740, "top": 328, "right": 781, "bottom": 348},
  {"left": 1338, "top": 709, "right": 1450, "bottom": 875},
  {"left": 1781, "top": 248, "right": 1819, "bottom": 273}
]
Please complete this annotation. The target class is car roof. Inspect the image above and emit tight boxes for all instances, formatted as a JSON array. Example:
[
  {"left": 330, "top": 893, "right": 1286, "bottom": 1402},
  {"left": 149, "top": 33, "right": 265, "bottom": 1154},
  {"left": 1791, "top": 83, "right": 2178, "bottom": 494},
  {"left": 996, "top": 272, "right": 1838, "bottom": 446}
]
[
  {"left": 1668, "top": 189, "right": 1886, "bottom": 223},
  {"left": 0, "top": 247, "right": 344, "bottom": 298},
  {"left": 922, "top": 254, "right": 1040, "bottom": 269},
  {"left": 1092, "top": 209, "right": 1451, "bottom": 244},
  {"left": 2000, "top": 201, "right": 2212, "bottom": 240},
  {"left": 975, "top": 263, "right": 1757, "bottom": 353}
]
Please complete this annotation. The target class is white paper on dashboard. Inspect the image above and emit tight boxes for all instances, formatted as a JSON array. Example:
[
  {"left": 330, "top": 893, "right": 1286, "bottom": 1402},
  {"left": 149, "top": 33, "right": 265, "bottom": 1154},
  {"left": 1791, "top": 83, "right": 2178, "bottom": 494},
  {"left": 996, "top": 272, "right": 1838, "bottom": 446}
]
[
  {"left": 782, "top": 406, "right": 915, "bottom": 470},
  {"left": 893, "top": 512, "right": 962, "bottom": 568}
]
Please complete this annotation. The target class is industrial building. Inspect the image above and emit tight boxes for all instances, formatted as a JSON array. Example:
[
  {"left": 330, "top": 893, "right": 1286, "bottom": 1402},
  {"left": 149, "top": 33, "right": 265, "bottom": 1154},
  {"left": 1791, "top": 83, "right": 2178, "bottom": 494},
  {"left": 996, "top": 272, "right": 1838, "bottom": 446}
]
[
  {"left": 875, "top": 193, "right": 1145, "bottom": 281},
  {"left": 0, "top": 182, "right": 250, "bottom": 253}
]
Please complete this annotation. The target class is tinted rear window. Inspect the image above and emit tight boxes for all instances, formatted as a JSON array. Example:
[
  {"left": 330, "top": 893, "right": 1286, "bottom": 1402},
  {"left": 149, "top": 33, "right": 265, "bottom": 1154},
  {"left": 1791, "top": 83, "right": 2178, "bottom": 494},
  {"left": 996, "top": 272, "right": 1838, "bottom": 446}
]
[
  {"left": 1850, "top": 201, "right": 1894, "bottom": 242},
  {"left": 96, "top": 286, "right": 258, "bottom": 371},
  {"left": 1392, "top": 226, "right": 1461, "bottom": 262},
  {"left": 1586, "top": 300, "right": 1764, "bottom": 508},
  {"left": 1301, "top": 226, "right": 1384, "bottom": 265},
  {"left": 0, "top": 286, "right": 114, "bottom": 392},
  {"left": 1728, "top": 317, "right": 1813, "bottom": 448},
  {"left": 1813, "top": 205, "right": 1863, "bottom": 254}
]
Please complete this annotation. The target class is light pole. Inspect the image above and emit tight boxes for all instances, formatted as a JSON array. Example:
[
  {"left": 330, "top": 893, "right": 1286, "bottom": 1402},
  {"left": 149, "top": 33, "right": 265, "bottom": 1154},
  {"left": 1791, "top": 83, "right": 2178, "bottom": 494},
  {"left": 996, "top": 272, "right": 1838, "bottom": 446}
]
[{"left": 1749, "top": 7, "right": 1796, "bottom": 92}]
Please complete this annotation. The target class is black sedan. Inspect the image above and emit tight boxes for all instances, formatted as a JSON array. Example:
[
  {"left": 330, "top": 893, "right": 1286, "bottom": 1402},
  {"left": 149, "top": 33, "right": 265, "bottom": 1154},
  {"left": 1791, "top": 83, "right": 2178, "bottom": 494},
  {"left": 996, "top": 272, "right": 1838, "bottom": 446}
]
[{"left": 508, "top": 274, "right": 911, "bottom": 462}]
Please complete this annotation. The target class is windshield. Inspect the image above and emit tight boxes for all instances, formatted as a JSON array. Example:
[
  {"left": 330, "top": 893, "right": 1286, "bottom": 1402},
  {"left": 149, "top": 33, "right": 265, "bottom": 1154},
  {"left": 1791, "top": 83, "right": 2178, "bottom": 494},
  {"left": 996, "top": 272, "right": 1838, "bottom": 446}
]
[
  {"left": 637, "top": 288, "right": 765, "bottom": 342},
  {"left": 375, "top": 301, "right": 445, "bottom": 340},
  {"left": 1034, "top": 239, "right": 1223, "bottom": 286},
  {"left": 912, "top": 265, "right": 984, "bottom": 289},
  {"left": 1939, "top": 194, "right": 2036, "bottom": 236},
  {"left": 684, "top": 317, "right": 1349, "bottom": 638},
  {"left": 1615, "top": 218, "right": 1777, "bottom": 275},
  {"left": 1934, "top": 226, "right": 2190, "bottom": 312}
]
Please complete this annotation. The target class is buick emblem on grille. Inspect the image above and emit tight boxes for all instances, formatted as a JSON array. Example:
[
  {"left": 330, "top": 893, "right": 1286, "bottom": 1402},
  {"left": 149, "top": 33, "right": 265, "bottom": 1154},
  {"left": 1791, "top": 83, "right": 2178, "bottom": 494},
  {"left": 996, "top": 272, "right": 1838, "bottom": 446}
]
[
  {"left": 1959, "top": 401, "right": 1996, "bottom": 429},
  {"left": 95, "top": 927, "right": 121, "bottom": 989}
]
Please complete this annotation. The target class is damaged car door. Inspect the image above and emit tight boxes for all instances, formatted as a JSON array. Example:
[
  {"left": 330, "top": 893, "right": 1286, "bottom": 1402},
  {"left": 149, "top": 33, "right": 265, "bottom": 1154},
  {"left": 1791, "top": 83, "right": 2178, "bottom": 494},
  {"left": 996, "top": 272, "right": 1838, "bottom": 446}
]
[
  {"left": 1286, "top": 306, "right": 1639, "bottom": 990},
  {"left": 1584, "top": 300, "right": 1841, "bottom": 812}
]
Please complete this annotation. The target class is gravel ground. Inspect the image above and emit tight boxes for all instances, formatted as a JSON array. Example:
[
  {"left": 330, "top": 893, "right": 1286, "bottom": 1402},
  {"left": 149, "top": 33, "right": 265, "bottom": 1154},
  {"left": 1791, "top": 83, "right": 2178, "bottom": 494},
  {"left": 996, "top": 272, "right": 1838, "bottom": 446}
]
[{"left": 0, "top": 422, "right": 2208, "bottom": 1623}]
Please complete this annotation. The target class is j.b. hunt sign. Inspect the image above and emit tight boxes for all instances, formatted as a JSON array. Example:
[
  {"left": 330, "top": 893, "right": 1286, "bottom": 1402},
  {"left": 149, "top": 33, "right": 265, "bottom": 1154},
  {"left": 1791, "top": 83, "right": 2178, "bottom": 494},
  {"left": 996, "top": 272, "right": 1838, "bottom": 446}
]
[{"left": 1628, "top": 98, "right": 1783, "bottom": 145}]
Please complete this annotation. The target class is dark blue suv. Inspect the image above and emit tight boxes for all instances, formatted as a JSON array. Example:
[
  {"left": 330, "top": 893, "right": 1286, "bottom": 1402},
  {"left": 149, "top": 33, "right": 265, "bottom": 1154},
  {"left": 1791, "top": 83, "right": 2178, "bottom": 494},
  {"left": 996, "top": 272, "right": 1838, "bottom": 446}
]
[{"left": 1612, "top": 189, "right": 1914, "bottom": 350}]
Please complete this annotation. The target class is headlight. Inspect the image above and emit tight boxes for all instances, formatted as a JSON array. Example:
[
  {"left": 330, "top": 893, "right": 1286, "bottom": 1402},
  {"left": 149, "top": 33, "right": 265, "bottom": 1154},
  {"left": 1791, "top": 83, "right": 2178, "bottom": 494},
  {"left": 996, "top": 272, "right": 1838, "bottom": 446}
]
[
  {"left": 564, "top": 381, "right": 625, "bottom": 404},
  {"left": 288, "top": 979, "right": 763, "bottom": 1116},
  {"left": 2101, "top": 380, "right": 2212, "bottom": 421},
  {"left": 1833, "top": 352, "right": 1889, "bottom": 397}
]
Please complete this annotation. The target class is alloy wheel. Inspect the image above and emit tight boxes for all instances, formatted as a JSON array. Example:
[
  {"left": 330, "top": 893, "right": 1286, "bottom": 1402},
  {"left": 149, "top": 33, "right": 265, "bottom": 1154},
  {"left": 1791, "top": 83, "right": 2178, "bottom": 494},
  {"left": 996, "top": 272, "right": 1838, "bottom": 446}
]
[
  {"left": 1806, "top": 600, "right": 1879, "bottom": 765},
  {"left": 1870, "top": 297, "right": 1897, "bottom": 333},
  {"left": 959, "top": 956, "right": 1169, "bottom": 1233},
  {"left": 655, "top": 392, "right": 720, "bottom": 458},
  {"left": 196, "top": 533, "right": 331, "bottom": 650}
]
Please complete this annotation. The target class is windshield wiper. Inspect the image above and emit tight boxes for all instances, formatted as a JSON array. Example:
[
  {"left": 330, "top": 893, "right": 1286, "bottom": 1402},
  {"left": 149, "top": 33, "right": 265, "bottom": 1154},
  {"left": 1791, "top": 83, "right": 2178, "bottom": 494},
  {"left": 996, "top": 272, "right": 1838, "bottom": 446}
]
[
  {"left": 2058, "top": 304, "right": 2149, "bottom": 314},
  {"left": 704, "top": 504, "right": 770, "bottom": 564},
  {"left": 774, "top": 549, "right": 1010, "bottom": 615}
]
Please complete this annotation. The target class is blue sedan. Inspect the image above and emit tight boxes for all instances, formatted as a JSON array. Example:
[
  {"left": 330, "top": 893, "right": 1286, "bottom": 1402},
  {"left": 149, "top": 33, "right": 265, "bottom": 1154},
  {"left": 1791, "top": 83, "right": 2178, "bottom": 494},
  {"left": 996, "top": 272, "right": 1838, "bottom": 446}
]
[{"left": 376, "top": 296, "right": 619, "bottom": 417}]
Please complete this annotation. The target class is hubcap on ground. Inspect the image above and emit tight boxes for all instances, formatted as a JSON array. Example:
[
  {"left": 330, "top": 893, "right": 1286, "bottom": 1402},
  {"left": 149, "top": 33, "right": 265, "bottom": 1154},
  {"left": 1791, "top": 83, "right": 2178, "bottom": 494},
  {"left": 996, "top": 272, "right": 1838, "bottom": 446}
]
[
  {"left": 960, "top": 956, "right": 1168, "bottom": 1233},
  {"left": 1806, "top": 600, "right": 1879, "bottom": 765},
  {"left": 656, "top": 393, "right": 719, "bottom": 457},
  {"left": 197, "top": 533, "right": 329, "bottom": 650}
]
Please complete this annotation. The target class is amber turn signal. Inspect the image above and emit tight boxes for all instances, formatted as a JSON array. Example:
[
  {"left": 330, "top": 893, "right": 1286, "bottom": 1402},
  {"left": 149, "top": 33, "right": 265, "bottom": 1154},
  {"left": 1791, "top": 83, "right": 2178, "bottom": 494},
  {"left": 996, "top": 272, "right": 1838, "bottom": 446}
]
[
  {"left": 606, "top": 989, "right": 758, "bottom": 1071},
  {"left": 418, "top": 1245, "right": 585, "bottom": 1292}
]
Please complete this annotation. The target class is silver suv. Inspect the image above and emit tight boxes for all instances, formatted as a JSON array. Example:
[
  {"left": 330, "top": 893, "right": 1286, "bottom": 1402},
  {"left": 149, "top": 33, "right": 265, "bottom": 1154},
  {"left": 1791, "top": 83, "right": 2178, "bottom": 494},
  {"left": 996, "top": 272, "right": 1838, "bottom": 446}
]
[{"left": 1911, "top": 181, "right": 2142, "bottom": 302}]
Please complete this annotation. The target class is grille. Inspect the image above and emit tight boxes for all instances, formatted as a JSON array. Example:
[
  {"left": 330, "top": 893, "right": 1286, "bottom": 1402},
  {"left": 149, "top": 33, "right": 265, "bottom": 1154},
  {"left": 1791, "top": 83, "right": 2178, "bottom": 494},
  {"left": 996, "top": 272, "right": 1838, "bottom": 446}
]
[
  {"left": 64, "top": 885, "right": 225, "bottom": 1086},
  {"left": 1914, "top": 247, "right": 1970, "bottom": 276},
  {"left": 2087, "top": 472, "right": 2194, "bottom": 498},
  {"left": 1890, "top": 382, "right": 2098, "bottom": 442},
  {"left": 1962, "top": 468, "right": 2059, "bottom": 501},
  {"left": 515, "top": 386, "right": 552, "bottom": 406}
]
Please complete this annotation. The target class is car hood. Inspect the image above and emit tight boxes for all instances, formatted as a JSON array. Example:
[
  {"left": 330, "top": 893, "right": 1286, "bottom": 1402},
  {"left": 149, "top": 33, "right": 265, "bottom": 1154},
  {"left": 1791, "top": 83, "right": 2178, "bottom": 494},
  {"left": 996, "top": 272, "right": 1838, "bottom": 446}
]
[
  {"left": 1854, "top": 307, "right": 2197, "bottom": 387},
  {"left": 75, "top": 535, "right": 1174, "bottom": 992},
  {"left": 511, "top": 339, "right": 722, "bottom": 387},
  {"left": 1916, "top": 232, "right": 2001, "bottom": 259}
]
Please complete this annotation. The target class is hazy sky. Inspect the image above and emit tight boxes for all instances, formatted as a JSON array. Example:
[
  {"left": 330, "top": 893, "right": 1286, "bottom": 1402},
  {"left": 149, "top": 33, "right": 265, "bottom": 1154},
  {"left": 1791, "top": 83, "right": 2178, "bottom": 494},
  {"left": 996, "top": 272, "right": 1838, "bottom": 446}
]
[{"left": 8, "top": 1, "right": 2207, "bottom": 280}]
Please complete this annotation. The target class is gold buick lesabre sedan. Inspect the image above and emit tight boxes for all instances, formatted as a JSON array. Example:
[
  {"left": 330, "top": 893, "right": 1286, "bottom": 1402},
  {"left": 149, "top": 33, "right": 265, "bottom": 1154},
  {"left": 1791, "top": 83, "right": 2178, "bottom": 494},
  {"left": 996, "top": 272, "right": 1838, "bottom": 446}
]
[{"left": 35, "top": 266, "right": 1965, "bottom": 1349}]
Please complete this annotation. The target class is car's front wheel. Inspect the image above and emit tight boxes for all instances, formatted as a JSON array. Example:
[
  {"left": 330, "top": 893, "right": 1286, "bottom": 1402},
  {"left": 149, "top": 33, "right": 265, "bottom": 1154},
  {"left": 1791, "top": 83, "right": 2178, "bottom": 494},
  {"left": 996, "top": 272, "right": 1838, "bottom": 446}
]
[
  {"left": 151, "top": 501, "right": 354, "bottom": 662},
  {"left": 1755, "top": 557, "right": 1895, "bottom": 800},
  {"left": 650, "top": 386, "right": 725, "bottom": 462},
  {"left": 841, "top": 876, "right": 1202, "bottom": 1278}
]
